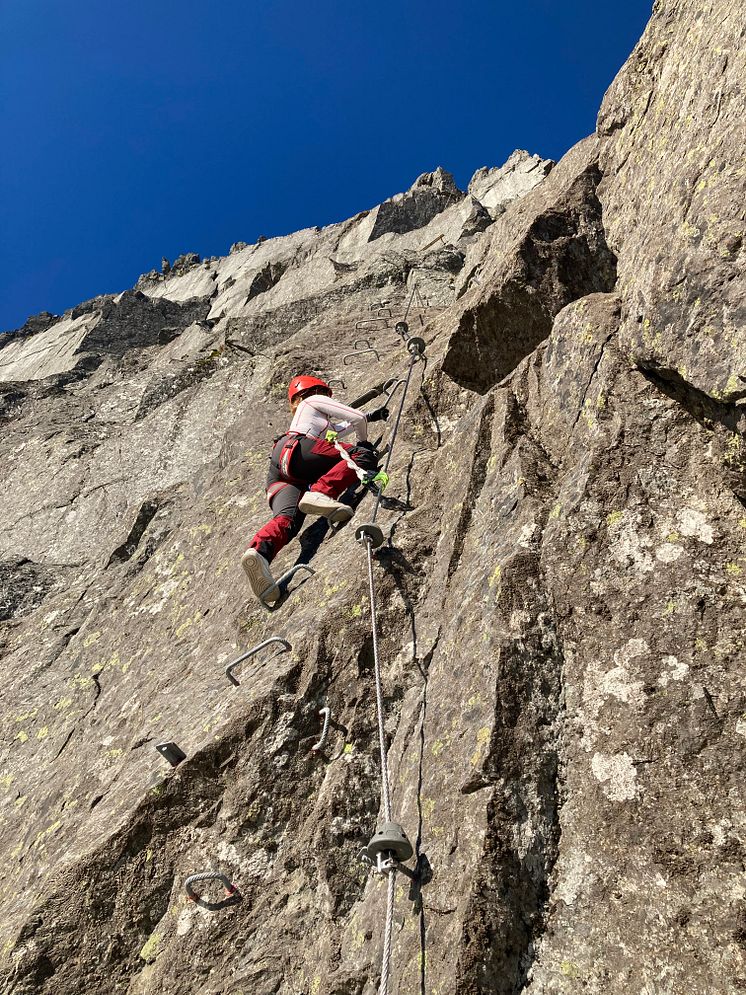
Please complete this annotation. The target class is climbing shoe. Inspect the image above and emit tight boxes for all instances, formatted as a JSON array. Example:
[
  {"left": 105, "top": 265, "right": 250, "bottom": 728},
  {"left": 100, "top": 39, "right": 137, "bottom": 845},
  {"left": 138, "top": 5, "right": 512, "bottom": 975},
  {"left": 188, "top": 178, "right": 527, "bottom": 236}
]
[
  {"left": 241, "top": 549, "right": 280, "bottom": 604},
  {"left": 298, "top": 491, "right": 354, "bottom": 524}
]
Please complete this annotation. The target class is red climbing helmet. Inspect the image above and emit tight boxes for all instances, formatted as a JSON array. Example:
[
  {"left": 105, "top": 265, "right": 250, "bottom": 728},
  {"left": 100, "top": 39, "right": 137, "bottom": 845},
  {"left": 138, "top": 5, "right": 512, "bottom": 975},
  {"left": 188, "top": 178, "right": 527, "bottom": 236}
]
[{"left": 287, "top": 375, "right": 332, "bottom": 403}]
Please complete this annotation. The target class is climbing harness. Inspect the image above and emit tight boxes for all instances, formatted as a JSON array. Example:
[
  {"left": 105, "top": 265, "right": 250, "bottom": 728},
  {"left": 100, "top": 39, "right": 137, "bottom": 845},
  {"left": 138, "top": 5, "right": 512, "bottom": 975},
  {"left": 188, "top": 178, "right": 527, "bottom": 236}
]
[
  {"left": 156, "top": 742, "right": 186, "bottom": 767},
  {"left": 225, "top": 636, "right": 291, "bottom": 686},
  {"left": 311, "top": 706, "right": 332, "bottom": 752}
]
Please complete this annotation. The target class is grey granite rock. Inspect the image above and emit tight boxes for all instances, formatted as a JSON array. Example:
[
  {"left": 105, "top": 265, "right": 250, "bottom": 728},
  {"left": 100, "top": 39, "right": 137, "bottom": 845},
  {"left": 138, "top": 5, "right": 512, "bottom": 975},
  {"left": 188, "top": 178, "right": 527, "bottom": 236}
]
[
  {"left": 0, "top": 4, "right": 743, "bottom": 993},
  {"left": 468, "top": 150, "right": 555, "bottom": 219}
]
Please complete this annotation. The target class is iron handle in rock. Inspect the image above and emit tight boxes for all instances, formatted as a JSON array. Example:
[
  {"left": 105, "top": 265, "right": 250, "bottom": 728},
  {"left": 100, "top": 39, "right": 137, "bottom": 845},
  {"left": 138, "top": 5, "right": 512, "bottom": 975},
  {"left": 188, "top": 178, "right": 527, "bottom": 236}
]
[
  {"left": 260, "top": 563, "right": 315, "bottom": 612},
  {"left": 343, "top": 347, "right": 381, "bottom": 366},
  {"left": 225, "top": 636, "right": 291, "bottom": 686},
  {"left": 354, "top": 317, "right": 389, "bottom": 331},
  {"left": 184, "top": 871, "right": 239, "bottom": 904}
]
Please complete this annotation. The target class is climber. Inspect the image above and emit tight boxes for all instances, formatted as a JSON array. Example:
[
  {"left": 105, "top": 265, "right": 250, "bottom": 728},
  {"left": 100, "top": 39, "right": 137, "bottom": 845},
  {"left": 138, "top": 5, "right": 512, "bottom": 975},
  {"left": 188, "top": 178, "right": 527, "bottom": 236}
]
[{"left": 241, "top": 375, "right": 389, "bottom": 602}]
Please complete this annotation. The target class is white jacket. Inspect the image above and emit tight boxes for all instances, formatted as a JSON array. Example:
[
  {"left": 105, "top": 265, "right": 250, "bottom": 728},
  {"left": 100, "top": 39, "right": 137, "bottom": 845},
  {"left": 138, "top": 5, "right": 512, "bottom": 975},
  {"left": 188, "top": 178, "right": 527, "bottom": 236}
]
[{"left": 288, "top": 395, "right": 368, "bottom": 442}]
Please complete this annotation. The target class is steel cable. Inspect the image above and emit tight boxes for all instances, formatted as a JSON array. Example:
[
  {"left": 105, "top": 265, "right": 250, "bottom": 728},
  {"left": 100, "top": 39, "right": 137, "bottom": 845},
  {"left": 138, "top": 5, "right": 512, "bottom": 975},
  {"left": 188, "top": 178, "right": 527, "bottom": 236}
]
[
  {"left": 371, "top": 348, "right": 419, "bottom": 524},
  {"left": 378, "top": 867, "right": 397, "bottom": 995},
  {"left": 364, "top": 536, "right": 392, "bottom": 823},
  {"left": 361, "top": 331, "right": 424, "bottom": 995}
]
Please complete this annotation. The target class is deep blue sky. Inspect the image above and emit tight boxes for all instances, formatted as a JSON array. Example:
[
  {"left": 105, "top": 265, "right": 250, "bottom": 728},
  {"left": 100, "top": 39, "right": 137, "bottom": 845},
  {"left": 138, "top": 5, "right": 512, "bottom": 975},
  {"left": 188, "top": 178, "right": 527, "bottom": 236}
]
[{"left": 0, "top": 0, "right": 652, "bottom": 331}]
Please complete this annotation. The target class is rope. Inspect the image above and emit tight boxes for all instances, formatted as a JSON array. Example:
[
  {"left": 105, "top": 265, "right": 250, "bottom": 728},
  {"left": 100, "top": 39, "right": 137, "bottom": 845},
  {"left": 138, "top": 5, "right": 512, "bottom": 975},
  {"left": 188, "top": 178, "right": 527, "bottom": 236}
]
[{"left": 379, "top": 867, "right": 397, "bottom": 995}]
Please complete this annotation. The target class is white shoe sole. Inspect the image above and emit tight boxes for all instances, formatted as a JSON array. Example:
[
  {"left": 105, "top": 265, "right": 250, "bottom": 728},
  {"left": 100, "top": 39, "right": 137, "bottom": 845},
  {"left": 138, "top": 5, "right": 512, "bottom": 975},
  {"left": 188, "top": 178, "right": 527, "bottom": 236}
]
[
  {"left": 241, "top": 550, "right": 280, "bottom": 603},
  {"left": 298, "top": 493, "right": 353, "bottom": 524}
]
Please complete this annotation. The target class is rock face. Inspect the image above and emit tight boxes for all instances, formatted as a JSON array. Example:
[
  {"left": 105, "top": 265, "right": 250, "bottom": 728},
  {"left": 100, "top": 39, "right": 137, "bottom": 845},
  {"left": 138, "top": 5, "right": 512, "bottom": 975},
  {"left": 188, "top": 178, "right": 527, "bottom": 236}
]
[
  {"left": 468, "top": 151, "right": 555, "bottom": 220},
  {"left": 0, "top": 3, "right": 744, "bottom": 994}
]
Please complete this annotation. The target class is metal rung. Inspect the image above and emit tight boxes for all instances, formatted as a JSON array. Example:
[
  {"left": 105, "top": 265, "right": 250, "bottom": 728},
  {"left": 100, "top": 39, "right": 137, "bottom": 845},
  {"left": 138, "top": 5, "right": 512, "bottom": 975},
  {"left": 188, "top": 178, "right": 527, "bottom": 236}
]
[
  {"left": 355, "top": 317, "right": 389, "bottom": 331},
  {"left": 327, "top": 378, "right": 346, "bottom": 390},
  {"left": 184, "top": 871, "right": 239, "bottom": 903},
  {"left": 374, "top": 307, "right": 393, "bottom": 318},
  {"left": 353, "top": 337, "right": 372, "bottom": 350},
  {"left": 261, "top": 563, "right": 315, "bottom": 611},
  {"left": 343, "top": 347, "right": 380, "bottom": 366},
  {"left": 225, "top": 636, "right": 291, "bottom": 686}
]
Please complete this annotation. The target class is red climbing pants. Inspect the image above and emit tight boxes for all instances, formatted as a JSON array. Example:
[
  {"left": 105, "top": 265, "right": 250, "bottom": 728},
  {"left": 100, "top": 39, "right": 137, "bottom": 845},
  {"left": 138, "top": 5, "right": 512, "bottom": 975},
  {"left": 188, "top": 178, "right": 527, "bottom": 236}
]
[{"left": 247, "top": 434, "right": 379, "bottom": 562}]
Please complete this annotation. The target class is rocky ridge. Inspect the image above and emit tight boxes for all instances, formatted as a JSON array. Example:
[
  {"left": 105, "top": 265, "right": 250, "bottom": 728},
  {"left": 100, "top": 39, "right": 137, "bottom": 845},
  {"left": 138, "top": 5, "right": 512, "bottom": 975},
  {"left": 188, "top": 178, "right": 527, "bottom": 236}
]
[{"left": 0, "top": 2, "right": 744, "bottom": 993}]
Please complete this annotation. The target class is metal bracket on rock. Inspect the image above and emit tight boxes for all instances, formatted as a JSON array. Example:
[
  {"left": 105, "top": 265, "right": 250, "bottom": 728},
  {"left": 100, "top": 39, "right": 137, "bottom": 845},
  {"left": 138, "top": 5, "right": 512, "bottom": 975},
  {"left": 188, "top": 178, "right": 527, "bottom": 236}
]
[
  {"left": 261, "top": 563, "right": 315, "bottom": 611},
  {"left": 394, "top": 320, "right": 410, "bottom": 342},
  {"left": 353, "top": 337, "right": 372, "bottom": 350},
  {"left": 355, "top": 522, "right": 385, "bottom": 549},
  {"left": 327, "top": 378, "right": 346, "bottom": 391},
  {"left": 225, "top": 636, "right": 291, "bottom": 686},
  {"left": 156, "top": 742, "right": 186, "bottom": 767},
  {"left": 343, "top": 347, "right": 380, "bottom": 366},
  {"left": 311, "top": 706, "right": 332, "bottom": 752}
]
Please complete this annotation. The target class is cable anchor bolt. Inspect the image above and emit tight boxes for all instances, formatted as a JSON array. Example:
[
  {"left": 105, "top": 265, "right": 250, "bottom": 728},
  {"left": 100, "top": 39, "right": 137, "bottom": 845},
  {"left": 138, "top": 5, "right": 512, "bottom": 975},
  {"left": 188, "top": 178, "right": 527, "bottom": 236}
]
[
  {"left": 365, "top": 822, "right": 413, "bottom": 865},
  {"left": 407, "top": 336, "right": 426, "bottom": 358},
  {"left": 355, "top": 523, "right": 385, "bottom": 549}
]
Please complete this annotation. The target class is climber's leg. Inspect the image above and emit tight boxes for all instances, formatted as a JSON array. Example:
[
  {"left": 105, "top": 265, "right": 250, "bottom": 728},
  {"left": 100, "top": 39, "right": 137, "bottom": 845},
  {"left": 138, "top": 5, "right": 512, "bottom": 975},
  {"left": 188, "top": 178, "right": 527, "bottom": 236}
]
[
  {"left": 294, "top": 437, "right": 378, "bottom": 522},
  {"left": 242, "top": 482, "right": 305, "bottom": 601}
]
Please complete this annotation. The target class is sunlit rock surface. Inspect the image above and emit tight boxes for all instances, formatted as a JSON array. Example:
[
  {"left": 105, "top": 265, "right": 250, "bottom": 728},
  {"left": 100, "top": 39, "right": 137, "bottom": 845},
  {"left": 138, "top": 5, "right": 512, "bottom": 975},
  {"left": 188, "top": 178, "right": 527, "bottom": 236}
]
[{"left": 0, "top": 3, "right": 744, "bottom": 993}]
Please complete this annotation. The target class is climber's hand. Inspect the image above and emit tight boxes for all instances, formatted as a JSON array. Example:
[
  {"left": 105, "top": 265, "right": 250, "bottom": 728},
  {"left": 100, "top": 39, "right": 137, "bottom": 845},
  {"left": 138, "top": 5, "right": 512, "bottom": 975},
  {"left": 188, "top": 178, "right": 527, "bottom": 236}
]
[
  {"left": 364, "top": 470, "right": 389, "bottom": 492},
  {"left": 367, "top": 406, "right": 390, "bottom": 423}
]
